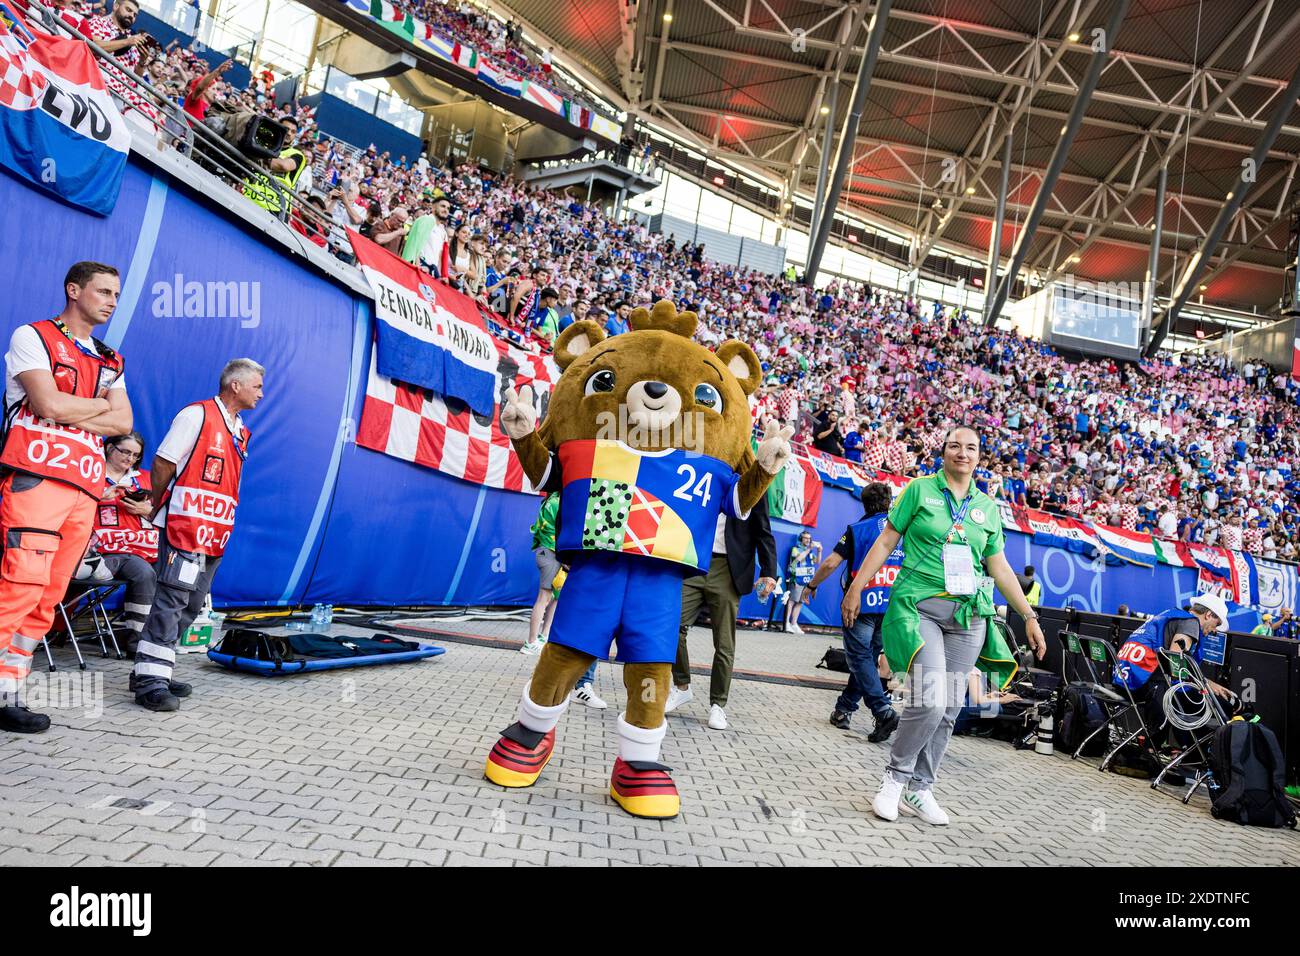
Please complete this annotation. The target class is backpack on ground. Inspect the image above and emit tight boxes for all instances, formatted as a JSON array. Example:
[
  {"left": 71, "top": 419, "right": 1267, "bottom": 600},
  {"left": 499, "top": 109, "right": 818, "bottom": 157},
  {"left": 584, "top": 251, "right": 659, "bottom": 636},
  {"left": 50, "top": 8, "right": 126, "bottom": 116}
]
[
  {"left": 215, "top": 628, "right": 295, "bottom": 667},
  {"left": 817, "top": 646, "right": 849, "bottom": 673},
  {"left": 1209, "top": 718, "right": 1297, "bottom": 829},
  {"left": 1057, "top": 682, "right": 1107, "bottom": 757}
]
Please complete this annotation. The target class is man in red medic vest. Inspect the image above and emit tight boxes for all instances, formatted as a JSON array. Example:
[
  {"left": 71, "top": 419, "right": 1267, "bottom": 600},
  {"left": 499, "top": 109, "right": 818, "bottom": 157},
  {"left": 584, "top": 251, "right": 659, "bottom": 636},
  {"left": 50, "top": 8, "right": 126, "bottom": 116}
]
[
  {"left": 130, "top": 358, "right": 262, "bottom": 712},
  {"left": 0, "top": 262, "right": 134, "bottom": 733}
]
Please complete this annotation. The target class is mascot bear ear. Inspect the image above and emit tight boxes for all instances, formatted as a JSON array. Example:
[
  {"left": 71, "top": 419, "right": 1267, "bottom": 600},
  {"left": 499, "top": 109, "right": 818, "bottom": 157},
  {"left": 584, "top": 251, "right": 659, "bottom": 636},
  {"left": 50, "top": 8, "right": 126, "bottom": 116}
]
[
  {"left": 716, "top": 340, "right": 762, "bottom": 396},
  {"left": 630, "top": 299, "right": 698, "bottom": 338},
  {"left": 553, "top": 320, "right": 607, "bottom": 371}
]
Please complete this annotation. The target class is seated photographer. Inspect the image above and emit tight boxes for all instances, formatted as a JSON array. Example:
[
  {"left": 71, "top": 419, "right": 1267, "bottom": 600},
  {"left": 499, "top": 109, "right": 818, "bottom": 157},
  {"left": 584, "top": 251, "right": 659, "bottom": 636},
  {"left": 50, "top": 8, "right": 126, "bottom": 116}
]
[
  {"left": 1112, "top": 593, "right": 1235, "bottom": 752},
  {"left": 92, "top": 432, "right": 159, "bottom": 657}
]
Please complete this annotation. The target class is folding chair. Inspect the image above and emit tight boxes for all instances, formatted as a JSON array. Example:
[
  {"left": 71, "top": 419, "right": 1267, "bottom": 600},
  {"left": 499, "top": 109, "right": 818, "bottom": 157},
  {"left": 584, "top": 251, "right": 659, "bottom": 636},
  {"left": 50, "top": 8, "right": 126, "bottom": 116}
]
[
  {"left": 1056, "top": 629, "right": 1128, "bottom": 759},
  {"left": 43, "top": 578, "right": 127, "bottom": 672},
  {"left": 1077, "top": 635, "right": 1164, "bottom": 773},
  {"left": 1056, "top": 628, "right": 1095, "bottom": 687},
  {"left": 995, "top": 617, "right": 1056, "bottom": 697},
  {"left": 1151, "top": 649, "right": 1231, "bottom": 803}
]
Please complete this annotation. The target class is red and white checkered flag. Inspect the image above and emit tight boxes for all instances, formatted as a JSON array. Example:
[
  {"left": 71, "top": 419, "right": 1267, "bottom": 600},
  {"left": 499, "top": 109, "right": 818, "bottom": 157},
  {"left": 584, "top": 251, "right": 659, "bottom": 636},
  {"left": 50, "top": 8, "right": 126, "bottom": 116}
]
[{"left": 356, "top": 338, "right": 559, "bottom": 493}]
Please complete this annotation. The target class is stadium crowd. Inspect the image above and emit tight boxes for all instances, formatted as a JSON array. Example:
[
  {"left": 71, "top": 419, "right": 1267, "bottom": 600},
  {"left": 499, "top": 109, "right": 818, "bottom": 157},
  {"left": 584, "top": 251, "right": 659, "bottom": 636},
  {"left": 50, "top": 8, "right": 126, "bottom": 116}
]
[
  {"left": 398, "top": 0, "right": 577, "bottom": 101},
  {"left": 297, "top": 142, "right": 1300, "bottom": 567},
  {"left": 37, "top": 0, "right": 1300, "bottom": 569}
]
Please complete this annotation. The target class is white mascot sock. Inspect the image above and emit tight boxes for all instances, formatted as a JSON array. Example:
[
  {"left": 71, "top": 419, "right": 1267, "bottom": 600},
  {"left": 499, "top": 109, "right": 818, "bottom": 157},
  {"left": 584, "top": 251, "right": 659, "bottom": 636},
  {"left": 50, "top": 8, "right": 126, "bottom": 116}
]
[
  {"left": 616, "top": 713, "right": 667, "bottom": 763},
  {"left": 516, "top": 682, "right": 571, "bottom": 734}
]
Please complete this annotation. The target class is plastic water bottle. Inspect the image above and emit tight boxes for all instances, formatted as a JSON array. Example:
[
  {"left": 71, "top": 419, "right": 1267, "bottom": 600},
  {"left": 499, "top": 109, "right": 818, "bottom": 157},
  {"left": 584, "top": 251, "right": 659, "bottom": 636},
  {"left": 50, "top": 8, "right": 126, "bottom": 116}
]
[
  {"left": 323, "top": 604, "right": 334, "bottom": 628},
  {"left": 309, "top": 604, "right": 328, "bottom": 632}
]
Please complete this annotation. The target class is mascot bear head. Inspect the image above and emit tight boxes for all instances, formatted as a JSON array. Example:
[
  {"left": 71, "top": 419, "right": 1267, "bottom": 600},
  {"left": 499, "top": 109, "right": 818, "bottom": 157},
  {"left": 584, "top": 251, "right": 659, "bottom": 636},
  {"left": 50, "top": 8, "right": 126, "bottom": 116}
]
[{"left": 537, "top": 299, "right": 762, "bottom": 468}]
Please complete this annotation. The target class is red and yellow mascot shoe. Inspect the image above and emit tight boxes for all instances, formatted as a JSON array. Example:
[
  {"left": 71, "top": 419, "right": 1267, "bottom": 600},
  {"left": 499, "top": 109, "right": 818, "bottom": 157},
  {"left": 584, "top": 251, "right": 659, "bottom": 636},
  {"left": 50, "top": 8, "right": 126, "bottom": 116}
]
[
  {"left": 610, "top": 757, "right": 680, "bottom": 819},
  {"left": 609, "top": 714, "right": 680, "bottom": 819},
  {"left": 485, "top": 724, "right": 557, "bottom": 788},
  {"left": 485, "top": 685, "right": 569, "bottom": 788}
]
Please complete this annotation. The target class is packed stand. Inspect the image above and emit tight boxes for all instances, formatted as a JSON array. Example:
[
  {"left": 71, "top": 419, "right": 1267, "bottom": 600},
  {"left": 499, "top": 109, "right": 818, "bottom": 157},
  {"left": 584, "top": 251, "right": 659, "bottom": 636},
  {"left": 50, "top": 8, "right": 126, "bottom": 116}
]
[
  {"left": 41, "top": 0, "right": 1300, "bottom": 570},
  {"left": 399, "top": 0, "right": 583, "bottom": 103}
]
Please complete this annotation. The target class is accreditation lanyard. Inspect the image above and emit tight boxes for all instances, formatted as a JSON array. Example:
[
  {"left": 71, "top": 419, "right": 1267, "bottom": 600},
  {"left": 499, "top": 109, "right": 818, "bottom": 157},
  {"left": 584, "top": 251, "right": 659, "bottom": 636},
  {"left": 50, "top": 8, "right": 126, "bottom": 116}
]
[{"left": 941, "top": 487, "right": 977, "bottom": 596}]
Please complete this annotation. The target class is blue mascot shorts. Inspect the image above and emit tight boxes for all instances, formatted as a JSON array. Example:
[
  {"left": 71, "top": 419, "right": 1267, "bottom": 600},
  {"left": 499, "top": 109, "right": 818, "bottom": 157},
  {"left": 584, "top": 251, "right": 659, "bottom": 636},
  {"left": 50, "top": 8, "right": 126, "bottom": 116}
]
[{"left": 548, "top": 551, "right": 686, "bottom": 663}]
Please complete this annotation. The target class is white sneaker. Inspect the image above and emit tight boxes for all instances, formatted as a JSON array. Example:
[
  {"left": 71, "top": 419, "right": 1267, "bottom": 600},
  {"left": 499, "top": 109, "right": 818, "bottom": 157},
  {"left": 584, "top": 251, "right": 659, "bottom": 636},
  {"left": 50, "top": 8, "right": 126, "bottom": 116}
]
[
  {"left": 900, "top": 789, "right": 950, "bottom": 826},
  {"left": 790, "top": 622, "right": 804, "bottom": 635},
  {"left": 664, "top": 686, "right": 693, "bottom": 714},
  {"left": 520, "top": 637, "right": 547, "bottom": 655},
  {"left": 872, "top": 773, "right": 905, "bottom": 822},
  {"left": 571, "top": 683, "right": 608, "bottom": 709},
  {"left": 707, "top": 704, "right": 728, "bottom": 730}
]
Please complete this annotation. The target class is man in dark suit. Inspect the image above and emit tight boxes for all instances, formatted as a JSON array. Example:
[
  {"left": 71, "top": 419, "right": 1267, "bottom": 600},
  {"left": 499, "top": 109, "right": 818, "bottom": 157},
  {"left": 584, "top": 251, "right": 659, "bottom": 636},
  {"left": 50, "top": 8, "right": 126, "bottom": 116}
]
[{"left": 666, "top": 500, "right": 778, "bottom": 730}]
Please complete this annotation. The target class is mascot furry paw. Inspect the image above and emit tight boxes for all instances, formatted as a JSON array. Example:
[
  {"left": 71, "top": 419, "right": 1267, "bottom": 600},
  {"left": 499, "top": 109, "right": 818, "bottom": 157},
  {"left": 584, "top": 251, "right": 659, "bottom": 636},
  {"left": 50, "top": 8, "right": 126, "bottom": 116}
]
[{"left": 484, "top": 299, "right": 791, "bottom": 818}]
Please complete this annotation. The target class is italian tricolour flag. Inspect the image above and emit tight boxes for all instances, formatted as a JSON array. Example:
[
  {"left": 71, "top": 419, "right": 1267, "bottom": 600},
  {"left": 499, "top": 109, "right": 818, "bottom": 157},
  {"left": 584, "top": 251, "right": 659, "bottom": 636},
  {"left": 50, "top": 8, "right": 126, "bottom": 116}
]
[
  {"left": 766, "top": 455, "right": 822, "bottom": 527},
  {"left": 370, "top": 0, "right": 414, "bottom": 39}
]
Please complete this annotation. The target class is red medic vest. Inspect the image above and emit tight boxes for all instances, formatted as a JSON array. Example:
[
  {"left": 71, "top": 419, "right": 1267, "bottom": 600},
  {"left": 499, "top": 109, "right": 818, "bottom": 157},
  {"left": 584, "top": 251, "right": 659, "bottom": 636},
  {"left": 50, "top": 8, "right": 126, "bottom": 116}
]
[
  {"left": 0, "top": 319, "right": 124, "bottom": 499},
  {"left": 94, "top": 470, "right": 159, "bottom": 563},
  {"left": 162, "top": 400, "right": 250, "bottom": 557}
]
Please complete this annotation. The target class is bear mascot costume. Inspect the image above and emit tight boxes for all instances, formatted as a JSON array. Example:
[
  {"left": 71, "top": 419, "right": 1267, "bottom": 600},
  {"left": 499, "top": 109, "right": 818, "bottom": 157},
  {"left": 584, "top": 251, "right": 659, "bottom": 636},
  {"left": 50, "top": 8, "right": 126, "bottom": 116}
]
[{"left": 484, "top": 299, "right": 793, "bottom": 818}]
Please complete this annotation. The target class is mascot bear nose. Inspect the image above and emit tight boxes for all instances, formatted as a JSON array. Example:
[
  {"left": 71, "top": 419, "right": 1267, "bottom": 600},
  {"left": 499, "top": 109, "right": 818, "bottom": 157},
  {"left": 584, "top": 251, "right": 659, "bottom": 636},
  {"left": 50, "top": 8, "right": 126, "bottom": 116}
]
[{"left": 644, "top": 382, "right": 669, "bottom": 399}]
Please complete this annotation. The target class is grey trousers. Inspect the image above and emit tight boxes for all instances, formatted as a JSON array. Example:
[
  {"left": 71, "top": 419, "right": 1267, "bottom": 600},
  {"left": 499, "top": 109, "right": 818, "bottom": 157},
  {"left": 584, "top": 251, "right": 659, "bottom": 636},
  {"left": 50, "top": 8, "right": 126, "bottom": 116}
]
[
  {"left": 131, "top": 540, "right": 221, "bottom": 694},
  {"left": 886, "top": 597, "right": 984, "bottom": 790},
  {"left": 99, "top": 552, "right": 156, "bottom": 642}
]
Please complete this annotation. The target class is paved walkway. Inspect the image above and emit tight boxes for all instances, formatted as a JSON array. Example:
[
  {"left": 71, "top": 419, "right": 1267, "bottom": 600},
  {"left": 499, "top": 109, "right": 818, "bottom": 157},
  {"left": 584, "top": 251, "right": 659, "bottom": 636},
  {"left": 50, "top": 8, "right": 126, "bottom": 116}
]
[{"left": 2, "top": 617, "right": 1296, "bottom": 866}]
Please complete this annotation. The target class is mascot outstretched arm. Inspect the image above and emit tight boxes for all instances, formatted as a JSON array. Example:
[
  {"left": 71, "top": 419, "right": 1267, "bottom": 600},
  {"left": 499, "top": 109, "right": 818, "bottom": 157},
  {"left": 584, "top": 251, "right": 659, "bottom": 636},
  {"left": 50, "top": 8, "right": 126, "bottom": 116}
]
[{"left": 486, "top": 299, "right": 792, "bottom": 819}]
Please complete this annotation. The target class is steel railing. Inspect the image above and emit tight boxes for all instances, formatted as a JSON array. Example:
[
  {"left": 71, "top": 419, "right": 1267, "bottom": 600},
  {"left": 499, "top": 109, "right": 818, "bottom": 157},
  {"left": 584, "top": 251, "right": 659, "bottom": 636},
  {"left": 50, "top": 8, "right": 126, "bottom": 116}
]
[{"left": 33, "top": 2, "right": 349, "bottom": 258}]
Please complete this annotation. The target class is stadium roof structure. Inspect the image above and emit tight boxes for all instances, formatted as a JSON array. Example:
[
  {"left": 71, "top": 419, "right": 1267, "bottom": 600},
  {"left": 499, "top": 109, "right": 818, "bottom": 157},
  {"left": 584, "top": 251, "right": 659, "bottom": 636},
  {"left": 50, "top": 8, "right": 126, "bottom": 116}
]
[{"left": 488, "top": 0, "right": 1300, "bottom": 320}]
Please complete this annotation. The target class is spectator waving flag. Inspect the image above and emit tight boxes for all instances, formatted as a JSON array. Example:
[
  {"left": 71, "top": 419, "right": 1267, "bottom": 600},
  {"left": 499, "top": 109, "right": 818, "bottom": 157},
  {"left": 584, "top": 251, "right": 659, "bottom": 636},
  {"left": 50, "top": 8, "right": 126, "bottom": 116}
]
[
  {"left": 350, "top": 230, "right": 499, "bottom": 417},
  {"left": 0, "top": 4, "right": 129, "bottom": 215}
]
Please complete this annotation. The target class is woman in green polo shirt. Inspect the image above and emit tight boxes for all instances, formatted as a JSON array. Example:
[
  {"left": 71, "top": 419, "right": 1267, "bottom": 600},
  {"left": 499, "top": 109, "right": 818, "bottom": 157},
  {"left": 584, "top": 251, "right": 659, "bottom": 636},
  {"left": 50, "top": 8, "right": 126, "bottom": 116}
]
[{"left": 842, "top": 426, "right": 1046, "bottom": 825}]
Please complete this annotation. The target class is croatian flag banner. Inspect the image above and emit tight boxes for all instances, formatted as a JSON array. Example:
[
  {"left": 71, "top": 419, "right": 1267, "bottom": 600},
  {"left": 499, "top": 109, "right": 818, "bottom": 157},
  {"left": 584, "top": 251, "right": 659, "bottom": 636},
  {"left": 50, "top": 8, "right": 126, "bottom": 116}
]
[{"left": 0, "top": 5, "right": 129, "bottom": 215}]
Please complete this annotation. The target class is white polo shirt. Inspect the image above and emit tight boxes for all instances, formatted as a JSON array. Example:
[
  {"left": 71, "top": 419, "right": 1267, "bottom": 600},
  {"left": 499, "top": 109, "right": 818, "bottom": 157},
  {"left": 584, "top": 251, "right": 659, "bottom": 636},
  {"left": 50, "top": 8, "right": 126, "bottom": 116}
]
[{"left": 5, "top": 324, "right": 127, "bottom": 408}]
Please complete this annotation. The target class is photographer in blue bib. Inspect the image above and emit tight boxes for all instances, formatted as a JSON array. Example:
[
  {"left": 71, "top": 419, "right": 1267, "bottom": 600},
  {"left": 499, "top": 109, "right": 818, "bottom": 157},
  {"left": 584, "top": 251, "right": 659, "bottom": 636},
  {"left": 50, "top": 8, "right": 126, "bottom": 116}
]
[
  {"left": 842, "top": 426, "right": 1046, "bottom": 825},
  {"left": 1112, "top": 593, "right": 1235, "bottom": 755},
  {"left": 783, "top": 529, "right": 821, "bottom": 634},
  {"left": 805, "top": 482, "right": 902, "bottom": 742}
]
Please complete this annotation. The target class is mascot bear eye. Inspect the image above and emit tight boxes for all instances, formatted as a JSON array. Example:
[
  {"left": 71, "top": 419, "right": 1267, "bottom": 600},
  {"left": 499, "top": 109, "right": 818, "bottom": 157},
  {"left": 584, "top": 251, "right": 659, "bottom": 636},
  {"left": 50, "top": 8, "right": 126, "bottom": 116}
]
[
  {"left": 585, "top": 369, "right": 616, "bottom": 395},
  {"left": 694, "top": 383, "right": 723, "bottom": 411}
]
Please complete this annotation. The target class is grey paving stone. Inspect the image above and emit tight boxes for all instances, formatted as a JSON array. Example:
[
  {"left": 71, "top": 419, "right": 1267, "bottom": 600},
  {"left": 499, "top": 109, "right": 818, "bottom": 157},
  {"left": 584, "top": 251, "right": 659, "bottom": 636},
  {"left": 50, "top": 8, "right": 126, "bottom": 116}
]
[{"left": 1, "top": 631, "right": 1293, "bottom": 867}]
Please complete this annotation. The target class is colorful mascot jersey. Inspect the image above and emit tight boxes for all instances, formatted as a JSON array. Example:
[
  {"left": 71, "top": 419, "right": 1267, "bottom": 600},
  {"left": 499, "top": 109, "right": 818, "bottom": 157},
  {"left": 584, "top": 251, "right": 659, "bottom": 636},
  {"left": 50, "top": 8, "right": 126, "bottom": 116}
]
[
  {"left": 554, "top": 440, "right": 744, "bottom": 574},
  {"left": 0, "top": 319, "right": 123, "bottom": 499},
  {"left": 94, "top": 471, "right": 159, "bottom": 563},
  {"left": 840, "top": 512, "right": 905, "bottom": 614},
  {"left": 1112, "top": 609, "right": 1202, "bottom": 691}
]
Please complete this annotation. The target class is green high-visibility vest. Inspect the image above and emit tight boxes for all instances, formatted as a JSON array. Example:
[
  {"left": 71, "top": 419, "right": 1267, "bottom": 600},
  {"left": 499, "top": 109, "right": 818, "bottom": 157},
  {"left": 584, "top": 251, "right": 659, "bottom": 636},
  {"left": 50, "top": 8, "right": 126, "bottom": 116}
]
[{"left": 242, "top": 146, "right": 306, "bottom": 213}]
